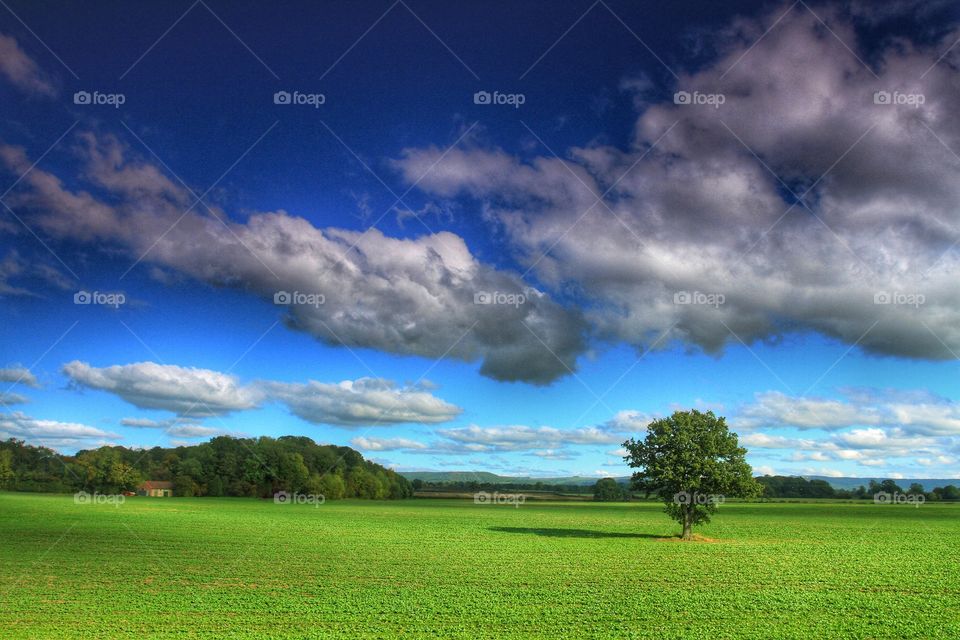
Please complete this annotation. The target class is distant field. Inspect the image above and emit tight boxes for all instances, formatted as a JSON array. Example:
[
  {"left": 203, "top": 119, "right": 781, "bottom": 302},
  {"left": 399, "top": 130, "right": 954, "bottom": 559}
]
[{"left": 1, "top": 492, "right": 957, "bottom": 639}]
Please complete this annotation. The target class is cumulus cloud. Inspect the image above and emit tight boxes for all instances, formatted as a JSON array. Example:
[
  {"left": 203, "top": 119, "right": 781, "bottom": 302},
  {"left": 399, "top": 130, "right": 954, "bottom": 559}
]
[
  {"left": 737, "top": 391, "right": 883, "bottom": 431},
  {"left": 0, "top": 391, "right": 29, "bottom": 405},
  {"left": 433, "top": 423, "right": 625, "bottom": 454},
  {"left": 62, "top": 361, "right": 263, "bottom": 417},
  {"left": 735, "top": 387, "right": 960, "bottom": 475},
  {"left": 351, "top": 409, "right": 654, "bottom": 461},
  {"left": 0, "top": 133, "right": 585, "bottom": 385},
  {"left": 67, "top": 362, "right": 463, "bottom": 428},
  {"left": 735, "top": 388, "right": 960, "bottom": 436},
  {"left": 0, "top": 34, "right": 57, "bottom": 97},
  {"left": 166, "top": 424, "right": 237, "bottom": 439},
  {"left": 0, "top": 411, "right": 119, "bottom": 449},
  {"left": 0, "top": 365, "right": 40, "bottom": 388},
  {"left": 120, "top": 417, "right": 170, "bottom": 428},
  {"left": 395, "top": 3, "right": 960, "bottom": 364},
  {"left": 350, "top": 436, "right": 430, "bottom": 451},
  {"left": 266, "top": 378, "right": 461, "bottom": 427},
  {"left": 601, "top": 410, "right": 654, "bottom": 433}
]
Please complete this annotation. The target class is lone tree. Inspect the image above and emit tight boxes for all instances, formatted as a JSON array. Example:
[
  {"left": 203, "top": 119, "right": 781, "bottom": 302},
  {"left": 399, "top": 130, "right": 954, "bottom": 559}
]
[{"left": 623, "top": 410, "right": 759, "bottom": 540}]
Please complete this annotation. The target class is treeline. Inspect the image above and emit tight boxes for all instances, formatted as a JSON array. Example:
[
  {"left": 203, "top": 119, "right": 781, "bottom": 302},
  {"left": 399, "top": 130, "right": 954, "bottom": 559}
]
[
  {"left": 757, "top": 475, "right": 960, "bottom": 500},
  {"left": 411, "top": 478, "right": 594, "bottom": 495},
  {"left": 0, "top": 436, "right": 413, "bottom": 499}
]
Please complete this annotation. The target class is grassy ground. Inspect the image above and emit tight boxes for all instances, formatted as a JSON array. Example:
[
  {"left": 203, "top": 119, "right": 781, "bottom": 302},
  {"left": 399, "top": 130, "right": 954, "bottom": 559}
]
[{"left": 0, "top": 492, "right": 957, "bottom": 638}]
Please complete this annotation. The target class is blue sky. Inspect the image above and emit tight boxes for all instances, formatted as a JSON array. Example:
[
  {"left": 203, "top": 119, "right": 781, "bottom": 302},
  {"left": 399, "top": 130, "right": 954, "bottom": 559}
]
[{"left": 1, "top": 0, "right": 959, "bottom": 479}]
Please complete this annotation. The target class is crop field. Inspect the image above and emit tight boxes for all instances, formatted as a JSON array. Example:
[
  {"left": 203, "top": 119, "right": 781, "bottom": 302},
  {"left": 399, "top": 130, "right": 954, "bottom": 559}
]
[{"left": 1, "top": 492, "right": 957, "bottom": 639}]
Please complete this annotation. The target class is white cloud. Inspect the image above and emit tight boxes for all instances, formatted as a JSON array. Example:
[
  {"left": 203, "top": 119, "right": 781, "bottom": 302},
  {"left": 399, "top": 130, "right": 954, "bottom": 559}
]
[
  {"left": 166, "top": 424, "right": 235, "bottom": 439},
  {"left": 351, "top": 436, "right": 429, "bottom": 451},
  {"left": 0, "top": 133, "right": 585, "bottom": 385},
  {"left": 63, "top": 361, "right": 263, "bottom": 417},
  {"left": 0, "top": 411, "right": 119, "bottom": 450},
  {"left": 266, "top": 378, "right": 462, "bottom": 427},
  {"left": 435, "top": 424, "right": 624, "bottom": 453},
  {"left": 0, "top": 365, "right": 40, "bottom": 388},
  {"left": 120, "top": 417, "right": 170, "bottom": 428},
  {"left": 737, "top": 391, "right": 882, "bottom": 431},
  {"left": 0, "top": 391, "right": 29, "bottom": 405},
  {"left": 601, "top": 410, "right": 653, "bottom": 433},
  {"left": 0, "top": 34, "right": 56, "bottom": 97},
  {"left": 67, "top": 361, "right": 462, "bottom": 429},
  {"left": 395, "top": 4, "right": 960, "bottom": 365}
]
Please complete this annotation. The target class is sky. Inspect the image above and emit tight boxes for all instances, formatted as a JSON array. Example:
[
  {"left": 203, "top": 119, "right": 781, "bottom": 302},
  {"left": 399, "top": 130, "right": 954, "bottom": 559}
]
[{"left": 1, "top": 0, "right": 959, "bottom": 480}]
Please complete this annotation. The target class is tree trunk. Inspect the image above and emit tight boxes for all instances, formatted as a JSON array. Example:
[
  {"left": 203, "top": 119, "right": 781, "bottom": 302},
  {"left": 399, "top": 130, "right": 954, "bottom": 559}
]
[{"left": 682, "top": 507, "right": 692, "bottom": 540}]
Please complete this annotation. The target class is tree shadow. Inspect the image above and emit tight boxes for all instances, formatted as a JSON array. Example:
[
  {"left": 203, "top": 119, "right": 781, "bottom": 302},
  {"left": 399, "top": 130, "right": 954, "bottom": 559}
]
[{"left": 489, "top": 526, "right": 661, "bottom": 539}]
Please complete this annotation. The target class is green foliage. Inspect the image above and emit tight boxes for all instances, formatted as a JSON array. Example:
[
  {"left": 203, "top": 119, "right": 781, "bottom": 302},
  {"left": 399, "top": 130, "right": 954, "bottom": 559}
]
[
  {"left": 0, "top": 449, "right": 13, "bottom": 488},
  {"left": 623, "top": 409, "right": 760, "bottom": 539},
  {"left": 592, "top": 477, "right": 631, "bottom": 501},
  {"left": 757, "top": 475, "right": 837, "bottom": 498},
  {"left": 0, "top": 436, "right": 411, "bottom": 500}
]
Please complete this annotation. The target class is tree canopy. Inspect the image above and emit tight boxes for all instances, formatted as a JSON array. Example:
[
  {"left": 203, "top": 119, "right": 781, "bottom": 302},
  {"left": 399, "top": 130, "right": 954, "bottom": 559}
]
[
  {"left": 592, "top": 477, "right": 631, "bottom": 502},
  {"left": 623, "top": 410, "right": 760, "bottom": 540},
  {"left": 0, "top": 436, "right": 412, "bottom": 499}
]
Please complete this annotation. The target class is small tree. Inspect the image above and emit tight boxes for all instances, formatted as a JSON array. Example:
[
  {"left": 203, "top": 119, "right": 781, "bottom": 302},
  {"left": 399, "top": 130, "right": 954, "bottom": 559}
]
[
  {"left": 593, "top": 477, "right": 628, "bottom": 502},
  {"left": 623, "top": 410, "right": 760, "bottom": 540}
]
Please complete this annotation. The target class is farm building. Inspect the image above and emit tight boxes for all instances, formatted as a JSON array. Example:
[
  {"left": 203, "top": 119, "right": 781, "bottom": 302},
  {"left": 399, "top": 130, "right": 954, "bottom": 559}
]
[{"left": 138, "top": 481, "right": 173, "bottom": 497}]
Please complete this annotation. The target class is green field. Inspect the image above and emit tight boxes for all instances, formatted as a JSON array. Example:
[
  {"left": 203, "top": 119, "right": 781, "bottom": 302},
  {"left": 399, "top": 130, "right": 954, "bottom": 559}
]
[{"left": 1, "top": 492, "right": 957, "bottom": 639}]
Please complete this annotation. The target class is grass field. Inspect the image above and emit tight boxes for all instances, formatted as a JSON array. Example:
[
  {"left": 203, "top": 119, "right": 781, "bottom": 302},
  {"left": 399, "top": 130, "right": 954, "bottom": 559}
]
[{"left": 1, "top": 492, "right": 957, "bottom": 639}]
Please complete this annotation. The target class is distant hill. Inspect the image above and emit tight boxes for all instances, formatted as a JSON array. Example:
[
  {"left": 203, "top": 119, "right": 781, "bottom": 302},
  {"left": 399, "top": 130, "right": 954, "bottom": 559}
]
[
  {"left": 399, "top": 471, "right": 626, "bottom": 486},
  {"left": 803, "top": 476, "right": 957, "bottom": 492},
  {"left": 400, "top": 471, "right": 957, "bottom": 492}
]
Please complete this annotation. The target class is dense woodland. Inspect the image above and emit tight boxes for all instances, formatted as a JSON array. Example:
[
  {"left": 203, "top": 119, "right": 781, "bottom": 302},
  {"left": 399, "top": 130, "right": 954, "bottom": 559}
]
[{"left": 0, "top": 436, "right": 413, "bottom": 499}]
